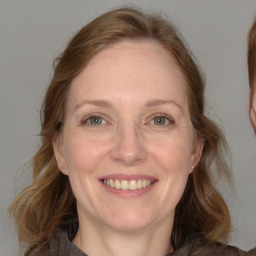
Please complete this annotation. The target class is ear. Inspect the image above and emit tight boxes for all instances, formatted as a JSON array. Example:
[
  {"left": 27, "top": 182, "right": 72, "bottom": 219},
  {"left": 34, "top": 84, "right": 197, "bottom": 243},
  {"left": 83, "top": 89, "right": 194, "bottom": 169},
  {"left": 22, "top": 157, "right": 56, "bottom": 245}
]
[
  {"left": 249, "top": 105, "right": 256, "bottom": 133},
  {"left": 190, "top": 134, "right": 204, "bottom": 172},
  {"left": 246, "top": 97, "right": 250, "bottom": 111},
  {"left": 52, "top": 135, "right": 68, "bottom": 175}
]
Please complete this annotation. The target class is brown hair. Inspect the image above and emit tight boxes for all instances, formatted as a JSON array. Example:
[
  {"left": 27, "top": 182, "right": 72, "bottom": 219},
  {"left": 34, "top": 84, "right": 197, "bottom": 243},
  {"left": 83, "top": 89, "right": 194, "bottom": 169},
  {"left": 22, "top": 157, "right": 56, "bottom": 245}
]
[
  {"left": 9, "top": 7, "right": 232, "bottom": 252},
  {"left": 247, "top": 17, "right": 256, "bottom": 131}
]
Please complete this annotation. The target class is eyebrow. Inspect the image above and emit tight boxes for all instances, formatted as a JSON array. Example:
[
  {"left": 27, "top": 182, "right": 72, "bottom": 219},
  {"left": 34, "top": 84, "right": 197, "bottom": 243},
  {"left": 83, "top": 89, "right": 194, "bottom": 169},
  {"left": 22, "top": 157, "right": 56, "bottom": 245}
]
[
  {"left": 73, "top": 100, "right": 113, "bottom": 113},
  {"left": 146, "top": 99, "right": 183, "bottom": 111},
  {"left": 73, "top": 99, "right": 183, "bottom": 113}
]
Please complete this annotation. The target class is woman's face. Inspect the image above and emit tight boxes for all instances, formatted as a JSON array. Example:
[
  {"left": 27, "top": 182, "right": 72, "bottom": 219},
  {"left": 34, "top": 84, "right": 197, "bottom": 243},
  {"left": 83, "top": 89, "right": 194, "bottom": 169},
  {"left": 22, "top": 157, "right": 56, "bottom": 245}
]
[{"left": 54, "top": 40, "right": 203, "bottom": 233}]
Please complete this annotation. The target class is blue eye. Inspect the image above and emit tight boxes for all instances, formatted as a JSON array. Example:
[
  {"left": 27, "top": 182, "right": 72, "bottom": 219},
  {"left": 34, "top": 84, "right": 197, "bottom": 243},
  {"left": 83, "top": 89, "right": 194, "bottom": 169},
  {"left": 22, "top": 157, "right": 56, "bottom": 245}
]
[
  {"left": 83, "top": 115, "right": 106, "bottom": 125},
  {"left": 152, "top": 116, "right": 173, "bottom": 125}
]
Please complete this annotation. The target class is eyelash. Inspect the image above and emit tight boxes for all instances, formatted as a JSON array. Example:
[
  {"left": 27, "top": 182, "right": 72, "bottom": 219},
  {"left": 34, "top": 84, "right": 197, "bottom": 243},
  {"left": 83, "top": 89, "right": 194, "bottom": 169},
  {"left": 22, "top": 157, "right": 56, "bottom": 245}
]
[{"left": 80, "top": 113, "right": 175, "bottom": 126}]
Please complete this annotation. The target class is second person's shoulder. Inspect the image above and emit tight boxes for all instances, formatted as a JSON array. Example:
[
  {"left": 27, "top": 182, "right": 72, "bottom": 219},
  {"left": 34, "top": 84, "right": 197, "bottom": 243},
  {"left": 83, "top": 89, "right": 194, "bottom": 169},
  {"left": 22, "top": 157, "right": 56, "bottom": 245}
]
[{"left": 173, "top": 233, "right": 248, "bottom": 256}]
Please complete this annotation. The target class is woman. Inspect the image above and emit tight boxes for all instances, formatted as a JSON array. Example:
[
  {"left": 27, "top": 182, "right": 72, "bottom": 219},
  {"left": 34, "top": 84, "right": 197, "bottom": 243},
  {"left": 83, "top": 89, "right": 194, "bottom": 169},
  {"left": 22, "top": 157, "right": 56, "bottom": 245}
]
[
  {"left": 247, "top": 17, "right": 256, "bottom": 256},
  {"left": 9, "top": 7, "right": 248, "bottom": 256},
  {"left": 248, "top": 17, "right": 256, "bottom": 133}
]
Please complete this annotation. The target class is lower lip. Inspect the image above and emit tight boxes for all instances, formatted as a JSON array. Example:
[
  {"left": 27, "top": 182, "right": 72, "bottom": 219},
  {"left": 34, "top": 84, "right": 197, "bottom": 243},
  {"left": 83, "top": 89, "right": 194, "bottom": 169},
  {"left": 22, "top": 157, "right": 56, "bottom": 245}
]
[{"left": 101, "top": 182, "right": 157, "bottom": 198}]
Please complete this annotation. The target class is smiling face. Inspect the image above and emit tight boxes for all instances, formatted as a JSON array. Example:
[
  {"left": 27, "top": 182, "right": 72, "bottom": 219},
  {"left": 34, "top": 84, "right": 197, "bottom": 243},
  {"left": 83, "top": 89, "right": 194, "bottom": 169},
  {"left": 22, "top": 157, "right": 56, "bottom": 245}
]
[{"left": 53, "top": 40, "right": 203, "bottom": 234}]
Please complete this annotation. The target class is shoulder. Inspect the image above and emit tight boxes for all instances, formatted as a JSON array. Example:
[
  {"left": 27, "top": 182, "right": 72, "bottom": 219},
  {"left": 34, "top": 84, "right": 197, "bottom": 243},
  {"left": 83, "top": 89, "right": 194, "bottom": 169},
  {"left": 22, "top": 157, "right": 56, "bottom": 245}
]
[
  {"left": 173, "top": 233, "right": 248, "bottom": 256},
  {"left": 25, "top": 218, "right": 86, "bottom": 256},
  {"left": 247, "top": 247, "right": 256, "bottom": 255},
  {"left": 25, "top": 229, "right": 70, "bottom": 256},
  {"left": 25, "top": 243, "right": 50, "bottom": 256}
]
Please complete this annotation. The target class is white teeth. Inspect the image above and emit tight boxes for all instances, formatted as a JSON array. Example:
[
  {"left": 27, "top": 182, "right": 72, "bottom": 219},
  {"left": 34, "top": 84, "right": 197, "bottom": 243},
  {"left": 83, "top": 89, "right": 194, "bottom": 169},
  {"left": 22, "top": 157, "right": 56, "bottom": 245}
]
[
  {"left": 137, "top": 179, "right": 142, "bottom": 189},
  {"left": 121, "top": 180, "right": 129, "bottom": 190},
  {"left": 103, "top": 179, "right": 154, "bottom": 190},
  {"left": 115, "top": 180, "right": 121, "bottom": 189},
  {"left": 110, "top": 179, "right": 115, "bottom": 188},
  {"left": 129, "top": 180, "right": 137, "bottom": 190}
]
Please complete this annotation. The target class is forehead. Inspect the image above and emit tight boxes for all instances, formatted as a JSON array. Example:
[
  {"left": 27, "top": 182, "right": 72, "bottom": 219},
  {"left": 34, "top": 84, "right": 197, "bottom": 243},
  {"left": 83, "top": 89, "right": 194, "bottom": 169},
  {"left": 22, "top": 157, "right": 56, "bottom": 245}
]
[
  {"left": 84, "top": 40, "right": 182, "bottom": 77},
  {"left": 67, "top": 40, "right": 188, "bottom": 112}
]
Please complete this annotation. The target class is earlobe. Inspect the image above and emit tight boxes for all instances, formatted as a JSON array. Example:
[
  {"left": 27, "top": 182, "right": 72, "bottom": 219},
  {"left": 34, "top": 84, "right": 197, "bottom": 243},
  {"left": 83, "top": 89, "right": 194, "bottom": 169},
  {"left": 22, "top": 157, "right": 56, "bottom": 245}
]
[
  {"left": 191, "top": 136, "right": 204, "bottom": 172},
  {"left": 52, "top": 136, "right": 68, "bottom": 175},
  {"left": 246, "top": 97, "right": 250, "bottom": 111}
]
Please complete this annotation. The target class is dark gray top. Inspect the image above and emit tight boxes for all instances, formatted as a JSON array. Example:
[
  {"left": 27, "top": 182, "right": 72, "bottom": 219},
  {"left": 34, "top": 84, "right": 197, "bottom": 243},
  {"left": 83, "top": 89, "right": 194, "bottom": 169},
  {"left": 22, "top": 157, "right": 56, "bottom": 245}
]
[{"left": 26, "top": 219, "right": 255, "bottom": 256}]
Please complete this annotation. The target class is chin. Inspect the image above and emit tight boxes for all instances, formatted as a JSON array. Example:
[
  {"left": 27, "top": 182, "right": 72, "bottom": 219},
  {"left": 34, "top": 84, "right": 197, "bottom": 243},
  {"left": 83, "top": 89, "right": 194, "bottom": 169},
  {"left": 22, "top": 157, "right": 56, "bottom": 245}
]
[{"left": 102, "top": 208, "right": 158, "bottom": 232}]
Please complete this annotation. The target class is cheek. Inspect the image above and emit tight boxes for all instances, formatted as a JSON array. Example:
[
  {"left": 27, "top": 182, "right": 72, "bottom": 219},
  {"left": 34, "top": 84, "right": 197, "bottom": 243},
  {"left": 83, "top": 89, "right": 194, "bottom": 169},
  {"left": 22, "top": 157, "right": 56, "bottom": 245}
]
[
  {"left": 62, "top": 138, "right": 111, "bottom": 207},
  {"left": 150, "top": 135, "right": 194, "bottom": 175},
  {"left": 63, "top": 137, "right": 109, "bottom": 174},
  {"left": 158, "top": 143, "right": 192, "bottom": 189},
  {"left": 149, "top": 137, "right": 193, "bottom": 215}
]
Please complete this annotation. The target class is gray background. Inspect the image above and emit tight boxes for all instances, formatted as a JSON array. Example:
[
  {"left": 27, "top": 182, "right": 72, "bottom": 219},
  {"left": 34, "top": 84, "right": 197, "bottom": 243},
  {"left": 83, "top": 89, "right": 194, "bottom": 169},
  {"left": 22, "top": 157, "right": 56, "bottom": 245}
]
[{"left": 1, "top": 0, "right": 256, "bottom": 255}]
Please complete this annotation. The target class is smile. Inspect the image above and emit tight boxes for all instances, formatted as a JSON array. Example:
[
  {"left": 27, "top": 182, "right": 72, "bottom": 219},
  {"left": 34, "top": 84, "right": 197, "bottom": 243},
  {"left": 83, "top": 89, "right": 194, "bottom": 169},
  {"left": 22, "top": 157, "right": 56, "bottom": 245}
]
[{"left": 102, "top": 179, "right": 155, "bottom": 190}]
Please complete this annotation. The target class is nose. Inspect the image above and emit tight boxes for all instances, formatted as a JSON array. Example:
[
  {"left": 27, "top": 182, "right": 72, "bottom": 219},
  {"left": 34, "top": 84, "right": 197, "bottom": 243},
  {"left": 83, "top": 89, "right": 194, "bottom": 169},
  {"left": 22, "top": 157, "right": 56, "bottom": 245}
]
[{"left": 110, "top": 119, "right": 148, "bottom": 166}]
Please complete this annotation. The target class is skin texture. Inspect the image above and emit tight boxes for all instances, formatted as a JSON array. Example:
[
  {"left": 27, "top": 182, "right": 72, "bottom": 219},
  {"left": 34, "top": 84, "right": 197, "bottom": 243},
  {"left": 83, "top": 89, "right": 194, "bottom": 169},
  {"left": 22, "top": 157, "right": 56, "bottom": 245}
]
[{"left": 53, "top": 40, "right": 204, "bottom": 256}]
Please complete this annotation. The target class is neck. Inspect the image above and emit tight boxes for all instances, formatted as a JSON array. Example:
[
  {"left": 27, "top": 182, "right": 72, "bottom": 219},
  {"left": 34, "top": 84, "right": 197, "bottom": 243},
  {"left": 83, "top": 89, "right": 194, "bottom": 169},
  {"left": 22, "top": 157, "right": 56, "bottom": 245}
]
[{"left": 73, "top": 214, "right": 174, "bottom": 256}]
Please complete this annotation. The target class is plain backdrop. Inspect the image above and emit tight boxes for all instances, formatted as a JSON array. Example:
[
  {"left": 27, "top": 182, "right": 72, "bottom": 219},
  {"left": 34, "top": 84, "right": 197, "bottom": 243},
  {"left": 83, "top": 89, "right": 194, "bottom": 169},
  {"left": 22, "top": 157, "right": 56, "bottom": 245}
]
[{"left": 1, "top": 0, "right": 256, "bottom": 255}]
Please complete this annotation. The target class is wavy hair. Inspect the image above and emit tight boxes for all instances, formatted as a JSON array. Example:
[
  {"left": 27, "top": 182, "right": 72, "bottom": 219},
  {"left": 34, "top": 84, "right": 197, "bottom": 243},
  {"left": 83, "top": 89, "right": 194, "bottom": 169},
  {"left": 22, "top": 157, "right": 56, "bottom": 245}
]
[
  {"left": 9, "top": 7, "right": 232, "bottom": 252},
  {"left": 247, "top": 17, "right": 256, "bottom": 132}
]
